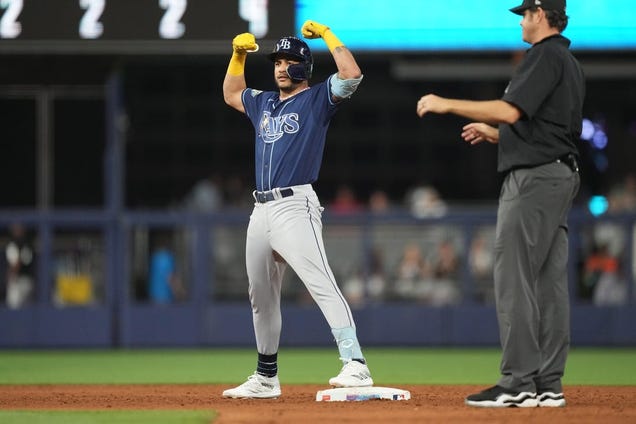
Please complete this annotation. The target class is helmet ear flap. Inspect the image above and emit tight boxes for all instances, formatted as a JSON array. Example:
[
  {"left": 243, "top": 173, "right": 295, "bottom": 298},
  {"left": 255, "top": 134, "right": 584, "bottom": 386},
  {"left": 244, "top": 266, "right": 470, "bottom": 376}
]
[
  {"left": 306, "top": 62, "right": 313, "bottom": 79},
  {"left": 286, "top": 63, "right": 308, "bottom": 81}
]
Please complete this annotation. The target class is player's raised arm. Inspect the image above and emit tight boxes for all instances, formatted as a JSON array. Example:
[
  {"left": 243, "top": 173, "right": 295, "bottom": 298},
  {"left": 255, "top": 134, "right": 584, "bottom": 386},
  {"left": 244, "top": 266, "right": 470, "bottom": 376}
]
[
  {"left": 301, "top": 20, "right": 362, "bottom": 101},
  {"left": 223, "top": 32, "right": 258, "bottom": 113}
]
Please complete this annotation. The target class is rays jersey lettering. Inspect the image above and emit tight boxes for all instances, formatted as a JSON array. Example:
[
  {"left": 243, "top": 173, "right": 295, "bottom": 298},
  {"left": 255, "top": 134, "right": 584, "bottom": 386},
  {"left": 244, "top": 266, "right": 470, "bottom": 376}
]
[
  {"left": 259, "top": 111, "right": 300, "bottom": 143},
  {"left": 241, "top": 77, "right": 341, "bottom": 190}
]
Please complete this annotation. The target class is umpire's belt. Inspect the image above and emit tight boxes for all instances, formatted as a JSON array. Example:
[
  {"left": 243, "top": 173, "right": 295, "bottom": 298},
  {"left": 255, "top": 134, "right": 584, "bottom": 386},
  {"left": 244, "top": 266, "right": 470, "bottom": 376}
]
[
  {"left": 556, "top": 153, "right": 579, "bottom": 173},
  {"left": 254, "top": 188, "right": 294, "bottom": 203},
  {"left": 510, "top": 153, "right": 579, "bottom": 174}
]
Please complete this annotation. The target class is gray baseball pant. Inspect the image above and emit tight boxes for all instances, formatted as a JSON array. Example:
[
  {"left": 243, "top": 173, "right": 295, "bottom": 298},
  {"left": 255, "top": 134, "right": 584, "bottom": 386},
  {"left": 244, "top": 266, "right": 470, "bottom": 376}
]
[{"left": 494, "top": 161, "right": 580, "bottom": 393}]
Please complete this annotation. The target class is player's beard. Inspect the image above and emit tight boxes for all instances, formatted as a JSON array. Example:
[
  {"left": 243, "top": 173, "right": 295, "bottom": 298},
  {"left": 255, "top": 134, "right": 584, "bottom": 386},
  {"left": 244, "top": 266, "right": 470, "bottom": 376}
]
[{"left": 277, "top": 79, "right": 303, "bottom": 95}]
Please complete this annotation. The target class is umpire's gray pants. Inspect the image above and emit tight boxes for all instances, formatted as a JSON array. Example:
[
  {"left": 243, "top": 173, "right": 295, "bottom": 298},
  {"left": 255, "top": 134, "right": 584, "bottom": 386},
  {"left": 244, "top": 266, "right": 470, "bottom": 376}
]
[{"left": 494, "top": 161, "right": 580, "bottom": 393}]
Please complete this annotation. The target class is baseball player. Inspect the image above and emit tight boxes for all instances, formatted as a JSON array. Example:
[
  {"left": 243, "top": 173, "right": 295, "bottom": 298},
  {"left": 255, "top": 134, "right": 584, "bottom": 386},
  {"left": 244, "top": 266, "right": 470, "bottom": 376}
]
[
  {"left": 221, "top": 20, "right": 373, "bottom": 399},
  {"left": 416, "top": 0, "right": 583, "bottom": 408}
]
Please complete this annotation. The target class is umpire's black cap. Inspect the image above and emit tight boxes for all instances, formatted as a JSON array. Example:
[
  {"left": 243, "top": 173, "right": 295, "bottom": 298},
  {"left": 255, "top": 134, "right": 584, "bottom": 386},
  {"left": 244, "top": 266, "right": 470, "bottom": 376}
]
[{"left": 510, "top": 0, "right": 566, "bottom": 15}]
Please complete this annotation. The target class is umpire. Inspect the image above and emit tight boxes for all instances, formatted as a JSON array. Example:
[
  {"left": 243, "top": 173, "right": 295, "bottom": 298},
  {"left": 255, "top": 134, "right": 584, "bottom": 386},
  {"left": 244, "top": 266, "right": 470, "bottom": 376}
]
[{"left": 416, "top": 0, "right": 584, "bottom": 408}]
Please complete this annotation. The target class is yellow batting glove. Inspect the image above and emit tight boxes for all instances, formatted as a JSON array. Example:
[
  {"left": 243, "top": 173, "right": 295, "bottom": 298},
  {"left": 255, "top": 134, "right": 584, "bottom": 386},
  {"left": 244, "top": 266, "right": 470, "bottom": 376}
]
[
  {"left": 232, "top": 32, "right": 259, "bottom": 54},
  {"left": 301, "top": 20, "right": 344, "bottom": 53},
  {"left": 228, "top": 33, "right": 259, "bottom": 76},
  {"left": 301, "top": 20, "right": 329, "bottom": 39}
]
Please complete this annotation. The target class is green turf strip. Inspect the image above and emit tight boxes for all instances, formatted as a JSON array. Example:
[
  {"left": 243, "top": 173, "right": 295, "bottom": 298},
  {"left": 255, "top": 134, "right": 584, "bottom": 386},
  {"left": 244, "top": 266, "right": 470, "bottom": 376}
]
[
  {"left": 0, "top": 347, "right": 634, "bottom": 385},
  {"left": 0, "top": 410, "right": 214, "bottom": 424}
]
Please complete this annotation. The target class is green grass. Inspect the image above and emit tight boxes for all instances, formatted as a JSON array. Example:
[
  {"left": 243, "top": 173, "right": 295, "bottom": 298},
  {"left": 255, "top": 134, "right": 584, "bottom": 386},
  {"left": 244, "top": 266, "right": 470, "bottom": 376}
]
[
  {"left": 0, "top": 410, "right": 214, "bottom": 424},
  {"left": 0, "top": 347, "right": 635, "bottom": 385},
  {"left": 1, "top": 347, "right": 634, "bottom": 423}
]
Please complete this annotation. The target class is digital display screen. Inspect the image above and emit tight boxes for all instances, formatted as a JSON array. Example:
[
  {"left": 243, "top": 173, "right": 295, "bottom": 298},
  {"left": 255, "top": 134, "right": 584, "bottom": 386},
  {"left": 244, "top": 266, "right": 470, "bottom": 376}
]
[
  {"left": 0, "top": 0, "right": 294, "bottom": 53},
  {"left": 1, "top": 1, "right": 633, "bottom": 53},
  {"left": 296, "top": 0, "right": 636, "bottom": 51}
]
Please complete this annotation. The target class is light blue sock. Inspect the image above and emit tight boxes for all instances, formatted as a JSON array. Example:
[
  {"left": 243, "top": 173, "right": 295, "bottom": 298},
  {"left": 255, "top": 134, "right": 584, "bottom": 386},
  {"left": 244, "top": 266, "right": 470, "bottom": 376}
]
[{"left": 331, "top": 326, "right": 364, "bottom": 363}]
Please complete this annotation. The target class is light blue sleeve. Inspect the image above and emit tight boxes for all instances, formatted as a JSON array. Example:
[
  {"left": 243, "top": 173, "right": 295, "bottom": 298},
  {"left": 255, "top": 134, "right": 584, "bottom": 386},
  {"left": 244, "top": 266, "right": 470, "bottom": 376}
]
[{"left": 330, "top": 73, "right": 364, "bottom": 99}]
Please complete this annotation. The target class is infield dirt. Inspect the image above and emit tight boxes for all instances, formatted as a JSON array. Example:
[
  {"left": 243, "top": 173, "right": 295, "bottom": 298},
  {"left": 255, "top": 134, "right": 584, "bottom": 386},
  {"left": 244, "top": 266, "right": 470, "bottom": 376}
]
[{"left": 1, "top": 384, "right": 635, "bottom": 423}]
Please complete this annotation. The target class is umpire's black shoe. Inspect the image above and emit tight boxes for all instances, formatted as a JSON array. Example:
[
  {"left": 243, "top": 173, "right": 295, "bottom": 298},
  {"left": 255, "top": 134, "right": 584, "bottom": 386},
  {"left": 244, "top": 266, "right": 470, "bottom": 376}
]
[{"left": 465, "top": 385, "right": 538, "bottom": 408}]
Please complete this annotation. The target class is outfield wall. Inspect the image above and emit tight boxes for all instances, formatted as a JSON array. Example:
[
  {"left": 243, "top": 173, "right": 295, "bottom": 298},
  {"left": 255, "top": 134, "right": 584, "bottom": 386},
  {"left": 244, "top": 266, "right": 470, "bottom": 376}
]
[{"left": 0, "top": 209, "right": 634, "bottom": 348}]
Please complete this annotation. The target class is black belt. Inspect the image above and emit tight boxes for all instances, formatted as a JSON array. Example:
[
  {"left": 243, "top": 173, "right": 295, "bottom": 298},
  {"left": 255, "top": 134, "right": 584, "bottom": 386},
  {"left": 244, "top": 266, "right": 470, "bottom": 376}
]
[
  {"left": 254, "top": 188, "right": 294, "bottom": 203},
  {"left": 510, "top": 153, "right": 579, "bottom": 174},
  {"left": 556, "top": 153, "right": 579, "bottom": 173}
]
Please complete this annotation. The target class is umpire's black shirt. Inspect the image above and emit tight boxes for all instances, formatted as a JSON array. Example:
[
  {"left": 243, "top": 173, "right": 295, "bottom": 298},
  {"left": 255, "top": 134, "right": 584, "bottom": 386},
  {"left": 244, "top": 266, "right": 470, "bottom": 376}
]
[{"left": 498, "top": 34, "right": 586, "bottom": 174}]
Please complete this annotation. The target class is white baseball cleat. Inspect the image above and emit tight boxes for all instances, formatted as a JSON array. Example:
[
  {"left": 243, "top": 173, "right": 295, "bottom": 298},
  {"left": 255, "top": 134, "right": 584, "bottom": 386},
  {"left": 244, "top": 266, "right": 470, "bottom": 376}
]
[
  {"left": 329, "top": 360, "right": 374, "bottom": 387},
  {"left": 222, "top": 372, "right": 281, "bottom": 399}
]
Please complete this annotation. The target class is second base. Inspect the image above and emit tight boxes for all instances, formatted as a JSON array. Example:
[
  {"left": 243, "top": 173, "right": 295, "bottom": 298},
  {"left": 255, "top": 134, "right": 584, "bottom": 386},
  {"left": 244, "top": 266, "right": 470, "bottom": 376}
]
[{"left": 316, "top": 386, "right": 411, "bottom": 402}]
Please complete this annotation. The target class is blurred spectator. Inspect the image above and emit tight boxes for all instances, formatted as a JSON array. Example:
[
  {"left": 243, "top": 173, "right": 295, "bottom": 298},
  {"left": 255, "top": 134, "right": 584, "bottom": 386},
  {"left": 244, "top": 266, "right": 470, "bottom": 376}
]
[
  {"left": 428, "top": 239, "right": 461, "bottom": 306},
  {"left": 607, "top": 172, "right": 636, "bottom": 282},
  {"left": 591, "top": 172, "right": 636, "bottom": 288},
  {"left": 593, "top": 268, "right": 628, "bottom": 307},
  {"left": 54, "top": 237, "right": 97, "bottom": 307},
  {"left": 592, "top": 223, "right": 625, "bottom": 268},
  {"left": 365, "top": 248, "right": 387, "bottom": 301},
  {"left": 4, "top": 223, "right": 35, "bottom": 309},
  {"left": 469, "top": 230, "right": 495, "bottom": 303},
  {"left": 594, "top": 173, "right": 636, "bottom": 255},
  {"left": 148, "top": 232, "right": 185, "bottom": 304},
  {"left": 393, "top": 242, "right": 431, "bottom": 300},
  {"left": 368, "top": 189, "right": 391, "bottom": 215},
  {"left": 581, "top": 243, "right": 627, "bottom": 305},
  {"left": 330, "top": 184, "right": 364, "bottom": 214},
  {"left": 433, "top": 239, "right": 459, "bottom": 280},
  {"left": 391, "top": 239, "right": 462, "bottom": 306},
  {"left": 183, "top": 174, "right": 223, "bottom": 212},
  {"left": 342, "top": 272, "right": 365, "bottom": 307},
  {"left": 342, "top": 247, "right": 387, "bottom": 306},
  {"left": 224, "top": 174, "right": 254, "bottom": 209},
  {"left": 608, "top": 172, "right": 636, "bottom": 212},
  {"left": 406, "top": 184, "right": 447, "bottom": 218},
  {"left": 469, "top": 232, "right": 494, "bottom": 281}
]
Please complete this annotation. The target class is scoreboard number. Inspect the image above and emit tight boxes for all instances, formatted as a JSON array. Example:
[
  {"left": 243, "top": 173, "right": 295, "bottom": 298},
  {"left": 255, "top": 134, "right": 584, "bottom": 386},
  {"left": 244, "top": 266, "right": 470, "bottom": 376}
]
[
  {"left": 239, "top": 0, "right": 267, "bottom": 38},
  {"left": 0, "top": 0, "right": 294, "bottom": 53},
  {"left": 79, "top": 0, "right": 105, "bottom": 39},
  {"left": 0, "top": 0, "right": 22, "bottom": 39},
  {"left": 0, "top": 0, "right": 263, "bottom": 40},
  {"left": 158, "top": 0, "right": 187, "bottom": 39}
]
